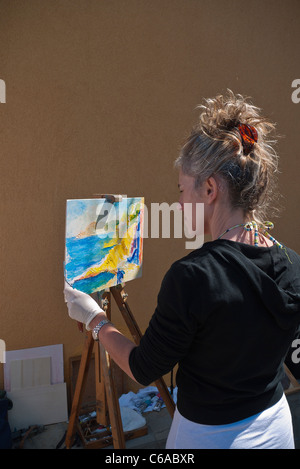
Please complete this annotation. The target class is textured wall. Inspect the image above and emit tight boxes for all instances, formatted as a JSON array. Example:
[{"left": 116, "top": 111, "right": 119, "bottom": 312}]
[{"left": 0, "top": 0, "right": 299, "bottom": 395}]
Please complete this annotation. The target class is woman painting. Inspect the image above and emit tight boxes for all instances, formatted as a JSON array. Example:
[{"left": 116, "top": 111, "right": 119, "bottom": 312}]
[{"left": 64, "top": 91, "right": 300, "bottom": 449}]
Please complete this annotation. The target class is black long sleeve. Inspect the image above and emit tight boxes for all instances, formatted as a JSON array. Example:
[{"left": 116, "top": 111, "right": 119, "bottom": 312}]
[{"left": 129, "top": 240, "right": 300, "bottom": 424}]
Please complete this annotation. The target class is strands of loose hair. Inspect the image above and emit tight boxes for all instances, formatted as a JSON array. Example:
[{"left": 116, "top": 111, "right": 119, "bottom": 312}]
[{"left": 175, "top": 90, "right": 281, "bottom": 223}]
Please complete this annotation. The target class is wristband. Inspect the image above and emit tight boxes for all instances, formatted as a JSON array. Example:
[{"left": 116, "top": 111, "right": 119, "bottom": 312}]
[{"left": 92, "top": 319, "right": 113, "bottom": 341}]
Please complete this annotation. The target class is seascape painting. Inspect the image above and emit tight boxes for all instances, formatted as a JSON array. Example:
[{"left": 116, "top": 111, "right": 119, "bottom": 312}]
[{"left": 64, "top": 197, "right": 144, "bottom": 294}]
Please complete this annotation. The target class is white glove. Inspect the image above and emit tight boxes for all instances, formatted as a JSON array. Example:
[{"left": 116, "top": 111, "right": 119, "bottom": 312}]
[{"left": 64, "top": 281, "right": 105, "bottom": 330}]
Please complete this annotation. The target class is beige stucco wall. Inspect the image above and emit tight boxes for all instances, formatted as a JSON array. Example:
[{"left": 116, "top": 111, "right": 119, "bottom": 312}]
[{"left": 1, "top": 0, "right": 300, "bottom": 399}]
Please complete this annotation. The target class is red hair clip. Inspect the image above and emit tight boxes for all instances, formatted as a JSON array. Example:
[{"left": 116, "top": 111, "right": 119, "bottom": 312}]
[{"left": 238, "top": 123, "right": 258, "bottom": 155}]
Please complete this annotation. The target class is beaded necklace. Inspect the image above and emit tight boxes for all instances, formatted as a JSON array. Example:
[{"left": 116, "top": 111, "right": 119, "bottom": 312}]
[{"left": 217, "top": 221, "right": 292, "bottom": 263}]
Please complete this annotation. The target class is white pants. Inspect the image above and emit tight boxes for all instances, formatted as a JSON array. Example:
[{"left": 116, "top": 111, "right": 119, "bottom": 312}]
[{"left": 166, "top": 394, "right": 295, "bottom": 449}]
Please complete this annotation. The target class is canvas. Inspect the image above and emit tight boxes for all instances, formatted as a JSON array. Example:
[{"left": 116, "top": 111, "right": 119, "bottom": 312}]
[{"left": 64, "top": 197, "right": 144, "bottom": 294}]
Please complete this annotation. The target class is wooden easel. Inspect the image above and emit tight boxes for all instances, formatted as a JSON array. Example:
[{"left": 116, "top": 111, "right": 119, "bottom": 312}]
[
  {"left": 65, "top": 195, "right": 175, "bottom": 449},
  {"left": 65, "top": 284, "right": 175, "bottom": 449}
]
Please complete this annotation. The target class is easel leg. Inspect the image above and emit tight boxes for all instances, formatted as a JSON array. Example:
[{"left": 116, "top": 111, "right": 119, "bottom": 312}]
[
  {"left": 95, "top": 291, "right": 111, "bottom": 426},
  {"left": 99, "top": 342, "right": 126, "bottom": 448},
  {"left": 65, "top": 331, "right": 94, "bottom": 449},
  {"left": 95, "top": 339, "right": 108, "bottom": 426},
  {"left": 97, "top": 290, "right": 125, "bottom": 447}
]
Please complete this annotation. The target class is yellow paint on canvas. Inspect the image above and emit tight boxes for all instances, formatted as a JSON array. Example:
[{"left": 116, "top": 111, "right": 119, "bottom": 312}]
[{"left": 78, "top": 222, "right": 137, "bottom": 280}]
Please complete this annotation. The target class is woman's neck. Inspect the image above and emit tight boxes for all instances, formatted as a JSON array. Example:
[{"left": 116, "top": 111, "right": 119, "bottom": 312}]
[{"left": 209, "top": 208, "right": 246, "bottom": 241}]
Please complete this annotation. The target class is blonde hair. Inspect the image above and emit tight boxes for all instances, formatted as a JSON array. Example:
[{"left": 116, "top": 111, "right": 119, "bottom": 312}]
[{"left": 175, "top": 90, "right": 280, "bottom": 223}]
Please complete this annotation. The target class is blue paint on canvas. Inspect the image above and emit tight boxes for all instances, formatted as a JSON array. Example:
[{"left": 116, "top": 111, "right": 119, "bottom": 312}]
[{"left": 64, "top": 197, "right": 144, "bottom": 294}]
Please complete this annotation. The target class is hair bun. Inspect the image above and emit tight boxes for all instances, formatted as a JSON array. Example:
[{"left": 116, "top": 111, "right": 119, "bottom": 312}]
[{"left": 175, "top": 90, "right": 280, "bottom": 223}]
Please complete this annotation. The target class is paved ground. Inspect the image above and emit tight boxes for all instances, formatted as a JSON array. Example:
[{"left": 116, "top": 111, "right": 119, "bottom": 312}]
[{"left": 12, "top": 407, "right": 173, "bottom": 450}]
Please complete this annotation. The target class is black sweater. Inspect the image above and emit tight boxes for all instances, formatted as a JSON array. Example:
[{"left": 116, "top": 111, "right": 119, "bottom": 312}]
[{"left": 129, "top": 239, "right": 300, "bottom": 425}]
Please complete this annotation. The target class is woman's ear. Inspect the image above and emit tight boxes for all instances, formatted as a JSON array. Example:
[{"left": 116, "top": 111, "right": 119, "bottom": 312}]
[{"left": 205, "top": 176, "right": 218, "bottom": 203}]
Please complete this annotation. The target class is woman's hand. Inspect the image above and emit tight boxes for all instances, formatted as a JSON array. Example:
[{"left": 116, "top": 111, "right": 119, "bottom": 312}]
[{"left": 64, "top": 281, "right": 105, "bottom": 330}]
